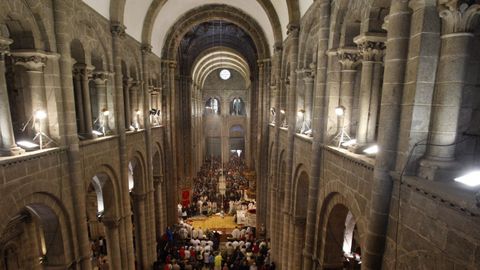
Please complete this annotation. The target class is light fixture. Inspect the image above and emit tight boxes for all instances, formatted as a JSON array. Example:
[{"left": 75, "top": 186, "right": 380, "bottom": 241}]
[
  {"left": 335, "top": 106, "right": 345, "bottom": 116},
  {"left": 363, "top": 145, "right": 379, "bottom": 155},
  {"left": 92, "top": 130, "right": 103, "bottom": 136},
  {"left": 102, "top": 110, "right": 110, "bottom": 116},
  {"left": 454, "top": 170, "right": 480, "bottom": 187},
  {"left": 135, "top": 110, "right": 141, "bottom": 115},
  {"left": 35, "top": 110, "right": 47, "bottom": 120},
  {"left": 341, "top": 139, "right": 357, "bottom": 147},
  {"left": 17, "top": 140, "right": 39, "bottom": 150},
  {"left": 280, "top": 109, "right": 286, "bottom": 114}
]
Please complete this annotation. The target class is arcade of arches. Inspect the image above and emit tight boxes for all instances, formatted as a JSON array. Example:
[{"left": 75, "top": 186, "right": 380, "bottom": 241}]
[{"left": 0, "top": 0, "right": 479, "bottom": 269}]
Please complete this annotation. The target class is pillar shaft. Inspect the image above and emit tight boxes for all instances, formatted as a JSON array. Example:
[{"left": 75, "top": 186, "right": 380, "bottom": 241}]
[
  {"left": 302, "top": 2, "right": 330, "bottom": 268},
  {"left": 104, "top": 220, "right": 122, "bottom": 270},
  {"left": 355, "top": 39, "right": 385, "bottom": 146},
  {"left": 362, "top": 1, "right": 411, "bottom": 269},
  {"left": 52, "top": 1, "right": 92, "bottom": 268},
  {"left": 73, "top": 70, "right": 86, "bottom": 134},
  {"left": 0, "top": 38, "right": 24, "bottom": 156},
  {"left": 81, "top": 67, "right": 94, "bottom": 137},
  {"left": 419, "top": 2, "right": 480, "bottom": 180},
  {"left": 110, "top": 23, "right": 135, "bottom": 270}
]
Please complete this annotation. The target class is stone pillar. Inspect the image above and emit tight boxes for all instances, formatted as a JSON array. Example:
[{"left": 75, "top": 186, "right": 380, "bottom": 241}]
[
  {"left": 303, "top": 66, "right": 315, "bottom": 132},
  {"left": 72, "top": 66, "right": 86, "bottom": 134},
  {"left": 419, "top": 1, "right": 480, "bottom": 181},
  {"left": 110, "top": 22, "right": 135, "bottom": 270},
  {"left": 141, "top": 43, "right": 157, "bottom": 266},
  {"left": 132, "top": 192, "right": 149, "bottom": 269},
  {"left": 130, "top": 81, "right": 140, "bottom": 129},
  {"left": 123, "top": 77, "right": 133, "bottom": 128},
  {"left": 362, "top": 1, "right": 411, "bottom": 269},
  {"left": 354, "top": 37, "right": 385, "bottom": 146},
  {"left": 11, "top": 51, "right": 49, "bottom": 138},
  {"left": 281, "top": 23, "right": 299, "bottom": 270},
  {"left": 292, "top": 217, "right": 306, "bottom": 269},
  {"left": 337, "top": 48, "right": 359, "bottom": 135},
  {"left": 302, "top": 1, "right": 329, "bottom": 269},
  {"left": 0, "top": 37, "right": 24, "bottom": 156},
  {"left": 52, "top": 1, "right": 92, "bottom": 268},
  {"left": 93, "top": 72, "right": 109, "bottom": 116},
  {"left": 93, "top": 72, "right": 110, "bottom": 134},
  {"left": 103, "top": 218, "right": 122, "bottom": 270},
  {"left": 255, "top": 60, "right": 265, "bottom": 227},
  {"left": 81, "top": 65, "right": 95, "bottom": 138}
]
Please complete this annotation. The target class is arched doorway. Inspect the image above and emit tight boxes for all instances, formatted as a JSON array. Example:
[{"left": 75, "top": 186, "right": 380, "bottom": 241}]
[
  {"left": 292, "top": 170, "right": 309, "bottom": 269},
  {"left": 86, "top": 172, "right": 122, "bottom": 269},
  {"left": 0, "top": 204, "right": 69, "bottom": 269},
  {"left": 229, "top": 124, "right": 245, "bottom": 158},
  {"left": 322, "top": 204, "right": 361, "bottom": 269}
]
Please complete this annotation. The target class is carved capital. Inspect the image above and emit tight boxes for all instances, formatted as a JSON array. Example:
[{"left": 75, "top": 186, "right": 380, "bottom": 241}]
[
  {"left": 287, "top": 23, "right": 300, "bottom": 36},
  {"left": 357, "top": 41, "right": 386, "bottom": 62},
  {"left": 0, "top": 37, "right": 13, "bottom": 61},
  {"left": 438, "top": 1, "right": 480, "bottom": 34},
  {"left": 141, "top": 43, "right": 152, "bottom": 55},
  {"left": 337, "top": 47, "right": 360, "bottom": 70},
  {"left": 273, "top": 42, "right": 283, "bottom": 53},
  {"left": 11, "top": 51, "right": 48, "bottom": 71},
  {"left": 110, "top": 22, "right": 126, "bottom": 38},
  {"left": 93, "top": 71, "right": 109, "bottom": 84},
  {"left": 73, "top": 63, "right": 95, "bottom": 79},
  {"left": 131, "top": 192, "right": 147, "bottom": 201}
]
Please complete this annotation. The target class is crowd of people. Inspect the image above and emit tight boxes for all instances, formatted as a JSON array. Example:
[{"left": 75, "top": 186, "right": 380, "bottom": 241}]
[{"left": 155, "top": 222, "right": 274, "bottom": 270}]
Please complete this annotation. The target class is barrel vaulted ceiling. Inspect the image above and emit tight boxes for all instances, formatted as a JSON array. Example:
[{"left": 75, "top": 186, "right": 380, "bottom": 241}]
[{"left": 82, "top": 0, "right": 314, "bottom": 57}]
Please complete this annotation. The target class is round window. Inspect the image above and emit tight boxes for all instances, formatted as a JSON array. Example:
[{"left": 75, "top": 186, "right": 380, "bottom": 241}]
[{"left": 219, "top": 69, "right": 231, "bottom": 80}]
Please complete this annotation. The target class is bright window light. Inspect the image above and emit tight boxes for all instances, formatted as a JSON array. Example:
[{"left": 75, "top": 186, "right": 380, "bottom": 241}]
[
  {"left": 280, "top": 109, "right": 286, "bottom": 114},
  {"left": 341, "top": 139, "right": 357, "bottom": 147},
  {"left": 454, "top": 170, "right": 480, "bottom": 187},
  {"left": 103, "top": 110, "right": 110, "bottom": 116},
  {"left": 17, "top": 140, "right": 39, "bottom": 149},
  {"left": 92, "top": 130, "right": 103, "bottom": 136},
  {"left": 363, "top": 145, "right": 379, "bottom": 155}
]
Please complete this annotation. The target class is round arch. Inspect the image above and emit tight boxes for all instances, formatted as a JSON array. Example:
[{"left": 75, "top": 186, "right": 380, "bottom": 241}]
[{"left": 161, "top": 4, "right": 270, "bottom": 60}]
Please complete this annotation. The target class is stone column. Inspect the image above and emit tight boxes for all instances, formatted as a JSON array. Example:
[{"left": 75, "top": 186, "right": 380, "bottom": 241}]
[
  {"left": 110, "top": 22, "right": 135, "bottom": 270},
  {"left": 255, "top": 60, "right": 265, "bottom": 227},
  {"left": 12, "top": 51, "right": 49, "bottom": 138},
  {"left": 0, "top": 37, "right": 24, "bottom": 156},
  {"left": 52, "top": 1, "right": 92, "bottom": 268},
  {"left": 103, "top": 218, "right": 122, "bottom": 270},
  {"left": 72, "top": 66, "right": 86, "bottom": 134},
  {"left": 337, "top": 48, "right": 359, "bottom": 135},
  {"left": 93, "top": 72, "right": 110, "bottom": 134},
  {"left": 123, "top": 77, "right": 133, "bottom": 128},
  {"left": 292, "top": 217, "right": 306, "bottom": 269},
  {"left": 130, "top": 81, "right": 140, "bottom": 129},
  {"left": 81, "top": 65, "right": 95, "bottom": 138},
  {"left": 354, "top": 37, "right": 385, "bottom": 146},
  {"left": 302, "top": 1, "right": 329, "bottom": 269},
  {"left": 281, "top": 23, "right": 299, "bottom": 270},
  {"left": 362, "top": 1, "right": 411, "bottom": 269},
  {"left": 419, "top": 1, "right": 480, "bottom": 181},
  {"left": 132, "top": 192, "right": 149, "bottom": 269},
  {"left": 93, "top": 72, "right": 109, "bottom": 116},
  {"left": 303, "top": 66, "right": 315, "bottom": 132}
]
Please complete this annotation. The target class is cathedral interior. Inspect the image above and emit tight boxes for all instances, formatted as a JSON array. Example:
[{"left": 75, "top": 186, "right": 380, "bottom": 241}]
[{"left": 0, "top": 0, "right": 479, "bottom": 269}]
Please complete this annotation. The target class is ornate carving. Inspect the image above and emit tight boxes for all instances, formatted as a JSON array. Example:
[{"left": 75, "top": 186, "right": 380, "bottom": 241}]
[
  {"left": 110, "top": 22, "right": 126, "bottom": 38},
  {"left": 273, "top": 42, "right": 283, "bottom": 53},
  {"left": 337, "top": 48, "right": 360, "bottom": 70},
  {"left": 141, "top": 43, "right": 152, "bottom": 55},
  {"left": 438, "top": 0, "right": 480, "bottom": 34},
  {"left": 102, "top": 217, "right": 121, "bottom": 228},
  {"left": 287, "top": 23, "right": 300, "bottom": 36},
  {"left": 357, "top": 41, "right": 386, "bottom": 62},
  {"left": 0, "top": 37, "right": 13, "bottom": 61},
  {"left": 11, "top": 51, "right": 48, "bottom": 71},
  {"left": 93, "top": 71, "right": 109, "bottom": 84}
]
